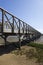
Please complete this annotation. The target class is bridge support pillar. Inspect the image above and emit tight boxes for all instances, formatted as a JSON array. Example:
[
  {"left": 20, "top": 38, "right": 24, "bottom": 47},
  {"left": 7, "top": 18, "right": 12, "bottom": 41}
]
[
  {"left": 4, "top": 35, "right": 7, "bottom": 48},
  {"left": 19, "top": 41, "right": 21, "bottom": 50},
  {"left": 18, "top": 35, "right": 21, "bottom": 50}
]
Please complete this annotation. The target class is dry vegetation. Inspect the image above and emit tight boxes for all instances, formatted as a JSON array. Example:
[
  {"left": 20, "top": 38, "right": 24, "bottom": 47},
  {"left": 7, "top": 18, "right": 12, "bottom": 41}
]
[
  {"left": 11, "top": 42, "right": 43, "bottom": 65},
  {"left": 0, "top": 42, "right": 43, "bottom": 65}
]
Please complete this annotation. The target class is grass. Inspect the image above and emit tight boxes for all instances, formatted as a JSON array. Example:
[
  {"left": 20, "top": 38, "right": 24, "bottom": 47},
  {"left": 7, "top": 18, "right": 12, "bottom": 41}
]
[{"left": 27, "top": 42, "right": 43, "bottom": 49}]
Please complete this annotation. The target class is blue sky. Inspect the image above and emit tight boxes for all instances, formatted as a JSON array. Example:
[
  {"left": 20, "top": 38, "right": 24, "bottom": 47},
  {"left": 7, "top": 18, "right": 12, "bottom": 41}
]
[{"left": 0, "top": 0, "right": 43, "bottom": 33}]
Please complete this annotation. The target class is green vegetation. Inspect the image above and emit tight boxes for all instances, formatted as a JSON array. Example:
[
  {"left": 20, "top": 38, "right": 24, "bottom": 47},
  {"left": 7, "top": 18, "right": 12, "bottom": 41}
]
[{"left": 27, "top": 42, "right": 43, "bottom": 49}]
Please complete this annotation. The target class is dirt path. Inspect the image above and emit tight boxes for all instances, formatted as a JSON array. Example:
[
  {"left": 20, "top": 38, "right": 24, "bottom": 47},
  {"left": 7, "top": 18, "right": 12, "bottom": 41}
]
[{"left": 0, "top": 46, "right": 39, "bottom": 65}]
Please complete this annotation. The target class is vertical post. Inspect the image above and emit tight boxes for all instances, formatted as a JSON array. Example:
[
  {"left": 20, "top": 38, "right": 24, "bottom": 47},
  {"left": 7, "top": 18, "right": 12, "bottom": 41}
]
[
  {"left": 4, "top": 35, "right": 7, "bottom": 47},
  {"left": 12, "top": 16, "right": 14, "bottom": 33},
  {"left": 2, "top": 10, "right": 7, "bottom": 47},
  {"left": 28, "top": 26, "right": 29, "bottom": 34},
  {"left": 18, "top": 19, "right": 21, "bottom": 50},
  {"left": 26, "top": 24, "right": 27, "bottom": 39},
  {"left": 28, "top": 26, "right": 30, "bottom": 39},
  {"left": 23, "top": 22, "right": 24, "bottom": 34},
  {"left": 26, "top": 24, "right": 27, "bottom": 34},
  {"left": 2, "top": 9, "right": 4, "bottom": 33}
]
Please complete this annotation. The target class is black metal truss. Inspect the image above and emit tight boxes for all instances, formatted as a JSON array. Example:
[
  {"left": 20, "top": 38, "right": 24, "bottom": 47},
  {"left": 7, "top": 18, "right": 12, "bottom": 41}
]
[{"left": 0, "top": 8, "right": 41, "bottom": 49}]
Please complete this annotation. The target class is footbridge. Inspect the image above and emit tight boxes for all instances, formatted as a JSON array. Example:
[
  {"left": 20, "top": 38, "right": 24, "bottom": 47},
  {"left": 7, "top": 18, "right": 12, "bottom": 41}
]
[{"left": 0, "top": 8, "right": 41, "bottom": 49}]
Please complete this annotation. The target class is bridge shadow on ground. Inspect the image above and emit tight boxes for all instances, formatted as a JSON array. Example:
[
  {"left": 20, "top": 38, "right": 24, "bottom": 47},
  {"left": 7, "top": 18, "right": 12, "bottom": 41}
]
[
  {"left": 0, "top": 43, "right": 17, "bottom": 56},
  {"left": 0, "top": 41, "right": 29, "bottom": 56}
]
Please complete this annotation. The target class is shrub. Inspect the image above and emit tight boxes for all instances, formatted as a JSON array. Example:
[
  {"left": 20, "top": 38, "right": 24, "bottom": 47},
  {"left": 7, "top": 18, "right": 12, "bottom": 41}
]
[{"left": 27, "top": 42, "right": 43, "bottom": 49}]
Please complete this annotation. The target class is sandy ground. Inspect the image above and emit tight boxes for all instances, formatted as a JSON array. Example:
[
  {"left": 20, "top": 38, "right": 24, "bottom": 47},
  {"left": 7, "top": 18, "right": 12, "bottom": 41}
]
[
  {"left": 0, "top": 46, "right": 39, "bottom": 65},
  {"left": 0, "top": 36, "right": 43, "bottom": 65}
]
